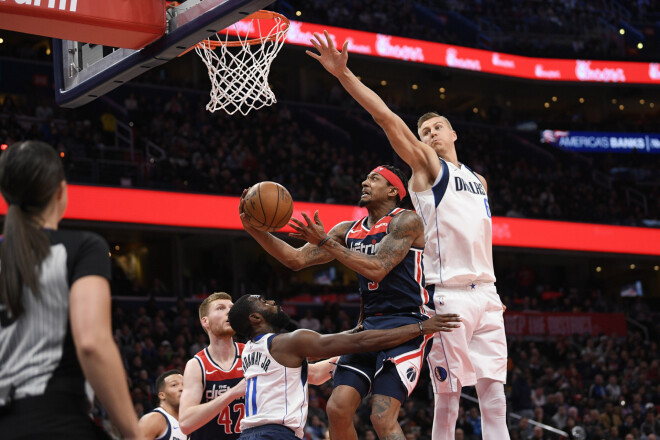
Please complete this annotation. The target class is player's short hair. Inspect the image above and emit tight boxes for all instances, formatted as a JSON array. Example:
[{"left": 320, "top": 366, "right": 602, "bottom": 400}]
[
  {"left": 380, "top": 165, "right": 408, "bottom": 206},
  {"left": 155, "top": 369, "right": 182, "bottom": 395},
  {"left": 227, "top": 294, "right": 256, "bottom": 339},
  {"left": 416, "top": 112, "right": 453, "bottom": 132},
  {"left": 198, "top": 291, "right": 232, "bottom": 321}
]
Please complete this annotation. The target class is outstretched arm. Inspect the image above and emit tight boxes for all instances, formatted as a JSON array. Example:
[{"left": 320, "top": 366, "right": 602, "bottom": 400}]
[
  {"left": 271, "top": 314, "right": 461, "bottom": 366},
  {"left": 290, "top": 210, "right": 423, "bottom": 283},
  {"left": 307, "top": 31, "right": 439, "bottom": 180},
  {"left": 239, "top": 189, "right": 351, "bottom": 270},
  {"left": 308, "top": 357, "right": 339, "bottom": 385},
  {"left": 179, "top": 358, "right": 246, "bottom": 435}
]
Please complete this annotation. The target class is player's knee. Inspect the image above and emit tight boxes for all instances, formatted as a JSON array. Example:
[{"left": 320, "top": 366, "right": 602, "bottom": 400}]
[{"left": 326, "top": 397, "right": 352, "bottom": 425}]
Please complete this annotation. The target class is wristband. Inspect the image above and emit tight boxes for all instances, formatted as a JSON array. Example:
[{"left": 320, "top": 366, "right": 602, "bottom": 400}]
[
  {"left": 418, "top": 321, "right": 424, "bottom": 335},
  {"left": 318, "top": 236, "right": 331, "bottom": 247}
]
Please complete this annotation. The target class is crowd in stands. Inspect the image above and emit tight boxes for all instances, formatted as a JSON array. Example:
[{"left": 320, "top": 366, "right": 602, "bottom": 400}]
[
  {"left": 104, "top": 281, "right": 659, "bottom": 440},
  {"left": 2, "top": 86, "right": 657, "bottom": 227},
  {"left": 274, "top": 0, "right": 660, "bottom": 60}
]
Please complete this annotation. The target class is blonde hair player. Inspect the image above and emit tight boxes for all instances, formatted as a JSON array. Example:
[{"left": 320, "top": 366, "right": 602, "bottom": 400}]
[
  {"left": 179, "top": 292, "right": 246, "bottom": 439},
  {"left": 178, "top": 292, "right": 341, "bottom": 439},
  {"left": 308, "top": 31, "right": 510, "bottom": 440}
]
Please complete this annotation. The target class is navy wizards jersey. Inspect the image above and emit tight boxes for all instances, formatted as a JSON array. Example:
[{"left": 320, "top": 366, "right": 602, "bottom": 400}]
[
  {"left": 345, "top": 208, "right": 430, "bottom": 316},
  {"left": 191, "top": 344, "right": 245, "bottom": 440}
]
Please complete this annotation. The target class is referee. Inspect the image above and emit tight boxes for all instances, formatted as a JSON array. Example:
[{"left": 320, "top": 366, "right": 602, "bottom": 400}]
[{"left": 0, "top": 141, "right": 142, "bottom": 439}]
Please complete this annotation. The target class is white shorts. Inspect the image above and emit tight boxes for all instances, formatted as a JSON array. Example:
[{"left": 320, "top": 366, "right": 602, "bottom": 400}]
[{"left": 427, "top": 283, "right": 507, "bottom": 394}]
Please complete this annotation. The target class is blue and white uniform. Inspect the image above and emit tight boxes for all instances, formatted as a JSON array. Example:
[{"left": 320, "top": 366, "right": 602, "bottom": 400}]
[
  {"left": 334, "top": 208, "right": 433, "bottom": 402},
  {"left": 409, "top": 158, "right": 507, "bottom": 393},
  {"left": 151, "top": 407, "right": 187, "bottom": 440},
  {"left": 240, "top": 334, "right": 307, "bottom": 439}
]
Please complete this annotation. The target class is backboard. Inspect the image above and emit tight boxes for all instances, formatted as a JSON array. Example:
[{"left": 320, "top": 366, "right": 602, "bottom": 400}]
[{"left": 53, "top": 0, "right": 274, "bottom": 108}]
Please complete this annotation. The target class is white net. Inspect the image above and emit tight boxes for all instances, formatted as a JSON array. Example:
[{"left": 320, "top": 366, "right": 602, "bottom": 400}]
[{"left": 194, "top": 12, "right": 289, "bottom": 116}]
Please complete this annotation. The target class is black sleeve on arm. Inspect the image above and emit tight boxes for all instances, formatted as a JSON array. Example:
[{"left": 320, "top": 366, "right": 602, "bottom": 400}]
[{"left": 68, "top": 231, "right": 111, "bottom": 285}]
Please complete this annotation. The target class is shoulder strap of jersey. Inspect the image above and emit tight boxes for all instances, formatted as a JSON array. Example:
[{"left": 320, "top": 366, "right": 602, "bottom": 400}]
[
  {"left": 462, "top": 163, "right": 481, "bottom": 181},
  {"left": 152, "top": 407, "right": 172, "bottom": 440},
  {"left": 193, "top": 353, "right": 206, "bottom": 388},
  {"left": 344, "top": 219, "right": 361, "bottom": 242}
]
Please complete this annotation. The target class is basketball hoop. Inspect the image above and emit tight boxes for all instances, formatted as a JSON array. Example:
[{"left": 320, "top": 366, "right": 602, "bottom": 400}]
[{"left": 188, "top": 10, "right": 289, "bottom": 116}]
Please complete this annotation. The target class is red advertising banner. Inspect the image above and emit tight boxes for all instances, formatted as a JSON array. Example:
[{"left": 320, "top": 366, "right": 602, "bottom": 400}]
[
  {"left": 504, "top": 312, "right": 628, "bottom": 337},
  {"left": 0, "top": 0, "right": 165, "bottom": 49},
  {"left": 229, "top": 19, "right": 660, "bottom": 85},
  {"left": 1, "top": 185, "right": 658, "bottom": 255}
]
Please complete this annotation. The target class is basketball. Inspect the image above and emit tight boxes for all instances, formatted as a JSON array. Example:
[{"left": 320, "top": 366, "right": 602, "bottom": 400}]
[{"left": 242, "top": 181, "right": 294, "bottom": 232}]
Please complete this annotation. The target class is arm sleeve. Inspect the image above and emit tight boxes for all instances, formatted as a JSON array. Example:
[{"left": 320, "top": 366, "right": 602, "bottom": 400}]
[{"left": 69, "top": 232, "right": 111, "bottom": 284}]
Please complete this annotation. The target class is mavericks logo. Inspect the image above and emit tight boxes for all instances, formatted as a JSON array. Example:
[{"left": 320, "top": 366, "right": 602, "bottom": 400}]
[{"left": 434, "top": 366, "right": 448, "bottom": 382}]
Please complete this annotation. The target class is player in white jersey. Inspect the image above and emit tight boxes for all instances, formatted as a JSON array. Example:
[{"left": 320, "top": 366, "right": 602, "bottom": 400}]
[
  {"left": 139, "top": 370, "right": 186, "bottom": 440},
  {"left": 228, "top": 294, "right": 461, "bottom": 440},
  {"left": 308, "top": 31, "right": 509, "bottom": 440}
]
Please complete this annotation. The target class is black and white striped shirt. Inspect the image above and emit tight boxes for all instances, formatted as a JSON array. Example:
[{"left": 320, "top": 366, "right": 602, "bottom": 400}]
[{"left": 0, "top": 229, "right": 110, "bottom": 403}]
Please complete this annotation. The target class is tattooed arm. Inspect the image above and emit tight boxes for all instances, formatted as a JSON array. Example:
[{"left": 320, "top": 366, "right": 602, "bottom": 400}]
[
  {"left": 291, "top": 210, "right": 424, "bottom": 283},
  {"left": 239, "top": 191, "right": 353, "bottom": 270}
]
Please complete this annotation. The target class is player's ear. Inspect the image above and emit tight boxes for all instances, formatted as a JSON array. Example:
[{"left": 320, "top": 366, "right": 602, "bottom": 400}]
[
  {"left": 158, "top": 390, "right": 165, "bottom": 401},
  {"left": 249, "top": 312, "right": 263, "bottom": 325}
]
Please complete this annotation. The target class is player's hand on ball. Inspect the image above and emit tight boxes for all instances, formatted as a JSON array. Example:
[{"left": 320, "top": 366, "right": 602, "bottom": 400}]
[
  {"left": 289, "top": 211, "right": 327, "bottom": 245},
  {"left": 422, "top": 314, "right": 461, "bottom": 333},
  {"left": 238, "top": 189, "right": 257, "bottom": 231}
]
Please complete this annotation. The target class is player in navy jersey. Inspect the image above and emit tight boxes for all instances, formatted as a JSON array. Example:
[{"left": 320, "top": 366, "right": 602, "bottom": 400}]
[
  {"left": 0, "top": 141, "right": 141, "bottom": 439},
  {"left": 139, "top": 370, "right": 186, "bottom": 440},
  {"left": 179, "top": 292, "right": 246, "bottom": 439},
  {"left": 308, "top": 31, "right": 509, "bottom": 440},
  {"left": 227, "top": 294, "right": 460, "bottom": 440},
  {"left": 239, "top": 165, "right": 456, "bottom": 440}
]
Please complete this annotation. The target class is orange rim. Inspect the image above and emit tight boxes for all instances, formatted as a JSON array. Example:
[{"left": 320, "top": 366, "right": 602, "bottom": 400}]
[{"left": 179, "top": 10, "right": 289, "bottom": 56}]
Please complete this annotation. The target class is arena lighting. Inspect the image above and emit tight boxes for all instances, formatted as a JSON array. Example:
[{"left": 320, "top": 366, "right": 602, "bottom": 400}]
[
  {"left": 269, "top": 21, "right": 660, "bottom": 85},
  {"left": 0, "top": 185, "right": 658, "bottom": 256}
]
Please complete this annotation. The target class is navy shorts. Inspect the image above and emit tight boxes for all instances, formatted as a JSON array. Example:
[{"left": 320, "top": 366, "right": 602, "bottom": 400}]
[
  {"left": 333, "top": 313, "right": 432, "bottom": 404},
  {"left": 239, "top": 424, "right": 300, "bottom": 440}
]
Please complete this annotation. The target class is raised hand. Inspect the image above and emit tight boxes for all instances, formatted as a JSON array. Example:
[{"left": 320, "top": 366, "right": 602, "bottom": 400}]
[
  {"left": 422, "top": 314, "right": 461, "bottom": 334},
  {"left": 288, "top": 211, "right": 327, "bottom": 245},
  {"left": 305, "top": 30, "right": 349, "bottom": 77}
]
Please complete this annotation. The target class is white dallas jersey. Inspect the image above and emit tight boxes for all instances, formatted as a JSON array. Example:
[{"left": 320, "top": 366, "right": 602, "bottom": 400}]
[
  {"left": 409, "top": 158, "right": 496, "bottom": 286},
  {"left": 152, "top": 407, "right": 187, "bottom": 440},
  {"left": 240, "top": 333, "right": 308, "bottom": 438}
]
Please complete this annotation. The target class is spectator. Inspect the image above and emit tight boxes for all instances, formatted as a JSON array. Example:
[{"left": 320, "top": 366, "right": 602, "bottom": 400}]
[
  {"left": 467, "top": 407, "right": 483, "bottom": 439},
  {"left": 552, "top": 405, "right": 568, "bottom": 429},
  {"left": 299, "top": 308, "right": 322, "bottom": 331}
]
